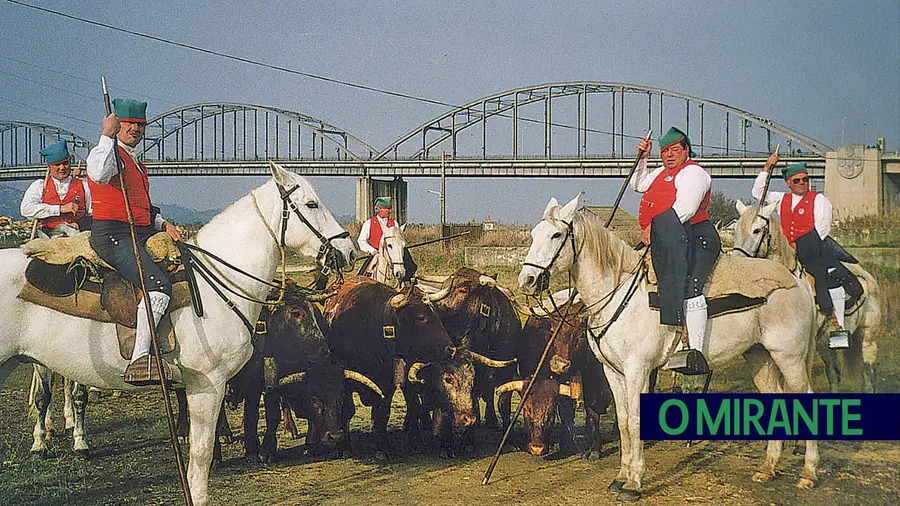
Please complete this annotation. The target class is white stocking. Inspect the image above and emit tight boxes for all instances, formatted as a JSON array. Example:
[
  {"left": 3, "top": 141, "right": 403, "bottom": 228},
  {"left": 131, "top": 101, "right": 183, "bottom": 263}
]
[
  {"left": 131, "top": 292, "right": 171, "bottom": 362},
  {"left": 684, "top": 295, "right": 708, "bottom": 353},
  {"left": 829, "top": 286, "right": 846, "bottom": 329}
]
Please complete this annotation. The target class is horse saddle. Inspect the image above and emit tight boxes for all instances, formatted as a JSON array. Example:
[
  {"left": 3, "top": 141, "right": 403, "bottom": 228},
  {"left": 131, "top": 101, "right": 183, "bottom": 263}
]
[
  {"left": 646, "top": 254, "right": 797, "bottom": 318},
  {"left": 17, "top": 232, "right": 194, "bottom": 360}
]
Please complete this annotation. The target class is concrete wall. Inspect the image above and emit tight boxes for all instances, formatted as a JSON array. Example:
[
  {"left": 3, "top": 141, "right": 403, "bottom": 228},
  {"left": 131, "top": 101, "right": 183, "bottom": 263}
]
[
  {"left": 464, "top": 246, "right": 528, "bottom": 267},
  {"left": 825, "top": 145, "right": 883, "bottom": 220},
  {"left": 832, "top": 228, "right": 900, "bottom": 247},
  {"left": 847, "top": 248, "right": 900, "bottom": 269},
  {"left": 355, "top": 177, "right": 408, "bottom": 223}
]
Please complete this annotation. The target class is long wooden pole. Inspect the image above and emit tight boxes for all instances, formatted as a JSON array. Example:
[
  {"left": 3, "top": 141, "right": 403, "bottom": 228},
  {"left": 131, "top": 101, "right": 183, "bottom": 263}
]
[
  {"left": 604, "top": 130, "right": 652, "bottom": 227},
  {"left": 28, "top": 164, "right": 56, "bottom": 241},
  {"left": 758, "top": 144, "right": 781, "bottom": 205},
  {"left": 102, "top": 77, "right": 192, "bottom": 506}
]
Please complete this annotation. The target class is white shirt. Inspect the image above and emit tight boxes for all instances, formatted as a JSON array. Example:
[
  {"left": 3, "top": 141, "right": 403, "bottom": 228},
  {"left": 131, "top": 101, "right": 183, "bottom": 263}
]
[
  {"left": 357, "top": 216, "right": 396, "bottom": 254},
  {"left": 86, "top": 135, "right": 168, "bottom": 230},
  {"left": 630, "top": 158, "right": 711, "bottom": 223},
  {"left": 752, "top": 171, "right": 832, "bottom": 239},
  {"left": 20, "top": 176, "right": 92, "bottom": 220}
]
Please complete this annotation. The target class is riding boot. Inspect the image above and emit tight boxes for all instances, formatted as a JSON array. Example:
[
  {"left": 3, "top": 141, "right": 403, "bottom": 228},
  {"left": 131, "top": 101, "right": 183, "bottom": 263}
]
[
  {"left": 827, "top": 286, "right": 849, "bottom": 349},
  {"left": 663, "top": 295, "right": 710, "bottom": 376},
  {"left": 124, "top": 291, "right": 172, "bottom": 386}
]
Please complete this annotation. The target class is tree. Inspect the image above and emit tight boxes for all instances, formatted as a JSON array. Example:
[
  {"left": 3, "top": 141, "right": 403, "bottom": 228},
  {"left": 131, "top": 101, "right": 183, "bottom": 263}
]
[{"left": 707, "top": 190, "right": 739, "bottom": 226}]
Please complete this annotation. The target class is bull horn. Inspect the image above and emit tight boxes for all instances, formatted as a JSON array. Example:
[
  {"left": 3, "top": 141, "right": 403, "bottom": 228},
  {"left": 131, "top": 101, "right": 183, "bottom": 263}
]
[
  {"left": 344, "top": 370, "right": 384, "bottom": 398},
  {"left": 389, "top": 291, "right": 410, "bottom": 308},
  {"left": 424, "top": 284, "right": 451, "bottom": 302},
  {"left": 415, "top": 283, "right": 440, "bottom": 294},
  {"left": 417, "top": 274, "right": 450, "bottom": 284},
  {"left": 478, "top": 275, "right": 497, "bottom": 287},
  {"left": 466, "top": 350, "right": 516, "bottom": 368},
  {"left": 407, "top": 362, "right": 429, "bottom": 384},
  {"left": 495, "top": 379, "right": 525, "bottom": 396},
  {"left": 278, "top": 372, "right": 306, "bottom": 386},
  {"left": 496, "top": 284, "right": 517, "bottom": 302},
  {"left": 306, "top": 290, "right": 336, "bottom": 303},
  {"left": 558, "top": 382, "right": 582, "bottom": 399}
]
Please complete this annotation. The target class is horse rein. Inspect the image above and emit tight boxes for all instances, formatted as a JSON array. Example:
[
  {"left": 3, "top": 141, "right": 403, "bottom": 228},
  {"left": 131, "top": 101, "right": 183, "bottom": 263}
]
[
  {"left": 275, "top": 182, "right": 350, "bottom": 276},
  {"left": 522, "top": 218, "right": 576, "bottom": 291}
]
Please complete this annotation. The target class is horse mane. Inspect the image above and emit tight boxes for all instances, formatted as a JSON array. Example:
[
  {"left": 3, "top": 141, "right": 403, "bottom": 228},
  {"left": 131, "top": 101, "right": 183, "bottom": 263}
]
[
  {"left": 736, "top": 203, "right": 797, "bottom": 271},
  {"left": 571, "top": 210, "right": 641, "bottom": 282}
]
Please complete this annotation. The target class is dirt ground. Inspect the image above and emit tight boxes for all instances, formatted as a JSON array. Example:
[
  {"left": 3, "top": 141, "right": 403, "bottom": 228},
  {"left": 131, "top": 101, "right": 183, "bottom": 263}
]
[{"left": 1, "top": 363, "right": 898, "bottom": 506}]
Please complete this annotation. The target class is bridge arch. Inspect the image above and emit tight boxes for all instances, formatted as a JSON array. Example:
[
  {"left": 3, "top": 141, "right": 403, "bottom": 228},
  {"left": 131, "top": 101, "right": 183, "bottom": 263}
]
[
  {"left": 375, "top": 82, "right": 832, "bottom": 160},
  {"left": 0, "top": 121, "right": 94, "bottom": 168},
  {"left": 138, "top": 102, "right": 377, "bottom": 162}
]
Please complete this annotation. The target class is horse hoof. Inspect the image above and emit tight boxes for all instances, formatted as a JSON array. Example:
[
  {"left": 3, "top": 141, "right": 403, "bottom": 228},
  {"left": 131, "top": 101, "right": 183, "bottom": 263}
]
[
  {"left": 616, "top": 489, "right": 641, "bottom": 502},
  {"left": 752, "top": 471, "right": 774, "bottom": 482},
  {"left": 607, "top": 480, "right": 625, "bottom": 493},
  {"left": 796, "top": 478, "right": 815, "bottom": 489}
]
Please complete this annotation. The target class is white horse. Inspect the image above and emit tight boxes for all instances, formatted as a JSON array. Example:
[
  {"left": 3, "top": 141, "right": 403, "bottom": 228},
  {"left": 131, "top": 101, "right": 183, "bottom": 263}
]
[
  {"left": 0, "top": 162, "right": 356, "bottom": 505},
  {"left": 362, "top": 224, "right": 407, "bottom": 288},
  {"left": 733, "top": 200, "right": 882, "bottom": 393},
  {"left": 518, "top": 196, "right": 819, "bottom": 501}
]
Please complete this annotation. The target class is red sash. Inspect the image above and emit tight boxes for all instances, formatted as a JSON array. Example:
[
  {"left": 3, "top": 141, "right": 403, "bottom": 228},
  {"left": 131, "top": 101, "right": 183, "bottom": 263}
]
[
  {"left": 88, "top": 146, "right": 152, "bottom": 226},
  {"left": 41, "top": 178, "right": 86, "bottom": 229},
  {"left": 368, "top": 216, "right": 396, "bottom": 249},
  {"left": 638, "top": 160, "right": 711, "bottom": 230},
  {"left": 780, "top": 191, "right": 817, "bottom": 246}
]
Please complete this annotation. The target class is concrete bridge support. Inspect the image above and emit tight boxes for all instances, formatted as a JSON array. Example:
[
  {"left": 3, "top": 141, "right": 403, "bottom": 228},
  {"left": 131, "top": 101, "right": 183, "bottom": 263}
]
[
  {"left": 826, "top": 140, "right": 899, "bottom": 220},
  {"left": 355, "top": 176, "right": 408, "bottom": 223}
]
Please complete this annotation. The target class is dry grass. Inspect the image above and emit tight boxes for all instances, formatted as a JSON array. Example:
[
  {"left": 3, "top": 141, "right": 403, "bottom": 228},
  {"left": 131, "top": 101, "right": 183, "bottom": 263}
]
[{"left": 835, "top": 212, "right": 900, "bottom": 230}]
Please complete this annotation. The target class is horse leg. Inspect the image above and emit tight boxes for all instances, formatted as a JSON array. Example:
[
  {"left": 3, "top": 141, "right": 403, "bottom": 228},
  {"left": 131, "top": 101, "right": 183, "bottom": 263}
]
[
  {"left": 604, "top": 370, "right": 630, "bottom": 494},
  {"left": 816, "top": 334, "right": 841, "bottom": 393},
  {"left": 243, "top": 389, "right": 262, "bottom": 461},
  {"left": 372, "top": 391, "right": 394, "bottom": 460},
  {"left": 63, "top": 377, "right": 76, "bottom": 432},
  {"left": 30, "top": 365, "right": 52, "bottom": 454},
  {"left": 216, "top": 402, "right": 233, "bottom": 444},
  {"left": 70, "top": 381, "right": 89, "bottom": 454},
  {"left": 282, "top": 406, "right": 299, "bottom": 439},
  {"left": 185, "top": 382, "right": 227, "bottom": 506},
  {"left": 174, "top": 388, "right": 190, "bottom": 441},
  {"left": 259, "top": 393, "right": 282, "bottom": 463},
  {"left": 618, "top": 366, "right": 652, "bottom": 502},
  {"left": 857, "top": 327, "right": 879, "bottom": 393},
  {"left": 768, "top": 347, "right": 819, "bottom": 488},
  {"left": 744, "top": 347, "right": 783, "bottom": 482}
]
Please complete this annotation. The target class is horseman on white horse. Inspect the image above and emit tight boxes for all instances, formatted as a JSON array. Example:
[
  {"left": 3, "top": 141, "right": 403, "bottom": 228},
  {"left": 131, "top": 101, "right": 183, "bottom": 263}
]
[
  {"left": 357, "top": 196, "right": 417, "bottom": 286},
  {"left": 747, "top": 152, "right": 859, "bottom": 349},
  {"left": 86, "top": 98, "right": 183, "bottom": 385},
  {"left": 632, "top": 127, "right": 722, "bottom": 375}
]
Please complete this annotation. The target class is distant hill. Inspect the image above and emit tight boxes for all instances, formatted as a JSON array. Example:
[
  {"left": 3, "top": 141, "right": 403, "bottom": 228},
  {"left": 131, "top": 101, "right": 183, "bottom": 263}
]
[{"left": 0, "top": 184, "right": 219, "bottom": 225}]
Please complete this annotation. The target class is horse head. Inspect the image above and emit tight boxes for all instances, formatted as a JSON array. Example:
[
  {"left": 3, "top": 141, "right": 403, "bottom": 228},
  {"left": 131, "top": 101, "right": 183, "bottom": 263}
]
[
  {"left": 518, "top": 195, "right": 580, "bottom": 295},
  {"left": 269, "top": 161, "right": 357, "bottom": 271},
  {"left": 378, "top": 225, "right": 407, "bottom": 283},
  {"left": 732, "top": 200, "right": 779, "bottom": 259}
]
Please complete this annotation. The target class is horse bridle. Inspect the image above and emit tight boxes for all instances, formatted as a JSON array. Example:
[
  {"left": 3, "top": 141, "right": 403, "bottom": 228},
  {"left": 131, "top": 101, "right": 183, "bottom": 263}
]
[
  {"left": 522, "top": 219, "right": 576, "bottom": 291},
  {"left": 731, "top": 212, "right": 771, "bottom": 258},
  {"left": 276, "top": 181, "right": 350, "bottom": 275}
]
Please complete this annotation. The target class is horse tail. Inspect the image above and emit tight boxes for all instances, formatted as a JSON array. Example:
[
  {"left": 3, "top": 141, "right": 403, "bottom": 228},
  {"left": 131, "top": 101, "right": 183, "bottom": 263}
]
[
  {"left": 27, "top": 365, "right": 39, "bottom": 416},
  {"left": 844, "top": 264, "right": 882, "bottom": 378}
]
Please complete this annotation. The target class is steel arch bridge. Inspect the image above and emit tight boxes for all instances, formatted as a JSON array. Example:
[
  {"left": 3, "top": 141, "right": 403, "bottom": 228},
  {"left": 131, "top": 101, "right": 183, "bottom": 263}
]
[
  {"left": 0, "top": 121, "right": 94, "bottom": 172},
  {"left": 376, "top": 81, "right": 831, "bottom": 160},
  {"left": 137, "top": 102, "right": 377, "bottom": 163}
]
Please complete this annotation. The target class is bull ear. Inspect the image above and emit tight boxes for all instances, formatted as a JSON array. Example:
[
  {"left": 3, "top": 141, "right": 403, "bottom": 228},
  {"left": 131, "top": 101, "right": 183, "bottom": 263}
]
[
  {"left": 269, "top": 160, "right": 294, "bottom": 187},
  {"left": 542, "top": 197, "right": 559, "bottom": 220},
  {"left": 761, "top": 201, "right": 778, "bottom": 218},
  {"left": 557, "top": 194, "right": 580, "bottom": 222},
  {"left": 735, "top": 200, "right": 747, "bottom": 215}
]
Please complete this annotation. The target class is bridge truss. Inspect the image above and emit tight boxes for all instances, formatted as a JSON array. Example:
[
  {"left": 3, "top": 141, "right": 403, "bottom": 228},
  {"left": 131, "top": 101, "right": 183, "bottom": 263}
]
[{"left": 0, "top": 121, "right": 94, "bottom": 170}]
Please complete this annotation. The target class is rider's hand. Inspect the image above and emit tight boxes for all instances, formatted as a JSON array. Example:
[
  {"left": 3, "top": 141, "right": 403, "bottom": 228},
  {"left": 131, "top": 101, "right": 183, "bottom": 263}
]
[
  {"left": 641, "top": 224, "right": 651, "bottom": 246},
  {"left": 637, "top": 138, "right": 652, "bottom": 159},
  {"left": 60, "top": 203, "right": 79, "bottom": 214},
  {"left": 764, "top": 152, "right": 780, "bottom": 172},
  {"left": 102, "top": 113, "right": 121, "bottom": 138},
  {"left": 164, "top": 221, "right": 182, "bottom": 242}
]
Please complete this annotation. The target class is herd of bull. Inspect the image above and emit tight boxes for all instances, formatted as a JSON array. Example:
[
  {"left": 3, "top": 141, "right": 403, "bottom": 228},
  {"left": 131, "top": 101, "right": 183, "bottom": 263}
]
[{"left": 189, "top": 268, "right": 614, "bottom": 464}]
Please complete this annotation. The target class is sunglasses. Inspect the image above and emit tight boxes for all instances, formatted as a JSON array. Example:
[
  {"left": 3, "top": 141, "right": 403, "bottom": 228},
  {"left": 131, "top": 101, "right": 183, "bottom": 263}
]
[{"left": 790, "top": 176, "right": 809, "bottom": 184}]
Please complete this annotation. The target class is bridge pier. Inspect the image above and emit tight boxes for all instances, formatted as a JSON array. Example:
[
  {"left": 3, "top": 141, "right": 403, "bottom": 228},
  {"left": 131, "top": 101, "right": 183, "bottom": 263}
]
[
  {"left": 355, "top": 176, "right": 408, "bottom": 223},
  {"left": 825, "top": 139, "right": 899, "bottom": 220}
]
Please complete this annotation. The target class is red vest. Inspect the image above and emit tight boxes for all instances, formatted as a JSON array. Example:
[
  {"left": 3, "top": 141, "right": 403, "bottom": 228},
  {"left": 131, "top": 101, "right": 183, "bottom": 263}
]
[
  {"left": 780, "top": 191, "right": 818, "bottom": 246},
  {"left": 638, "top": 160, "right": 711, "bottom": 230},
  {"left": 88, "top": 146, "right": 152, "bottom": 226},
  {"left": 41, "top": 177, "right": 86, "bottom": 229},
  {"left": 368, "top": 216, "right": 396, "bottom": 249}
]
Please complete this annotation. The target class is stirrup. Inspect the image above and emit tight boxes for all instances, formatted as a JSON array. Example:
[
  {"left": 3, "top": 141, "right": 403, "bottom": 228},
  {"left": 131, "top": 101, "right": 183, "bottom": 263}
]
[
  {"left": 829, "top": 329, "right": 850, "bottom": 349},
  {"left": 123, "top": 354, "right": 173, "bottom": 386},
  {"left": 662, "top": 349, "right": 710, "bottom": 376}
]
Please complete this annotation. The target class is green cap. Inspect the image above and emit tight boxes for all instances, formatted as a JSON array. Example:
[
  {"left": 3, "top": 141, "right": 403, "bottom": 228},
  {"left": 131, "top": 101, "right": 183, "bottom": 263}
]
[
  {"left": 112, "top": 98, "right": 148, "bottom": 124},
  {"left": 659, "top": 126, "right": 696, "bottom": 157},
  {"left": 782, "top": 162, "right": 809, "bottom": 181},
  {"left": 39, "top": 140, "right": 71, "bottom": 164},
  {"left": 374, "top": 196, "right": 392, "bottom": 208}
]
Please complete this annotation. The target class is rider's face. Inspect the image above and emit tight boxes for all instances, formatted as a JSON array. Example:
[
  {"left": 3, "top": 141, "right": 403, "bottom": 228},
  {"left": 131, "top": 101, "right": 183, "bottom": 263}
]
[
  {"left": 48, "top": 159, "right": 72, "bottom": 181},
  {"left": 376, "top": 206, "right": 392, "bottom": 219},
  {"left": 117, "top": 120, "right": 146, "bottom": 147},
  {"left": 661, "top": 142, "right": 689, "bottom": 171},
  {"left": 785, "top": 172, "right": 810, "bottom": 196}
]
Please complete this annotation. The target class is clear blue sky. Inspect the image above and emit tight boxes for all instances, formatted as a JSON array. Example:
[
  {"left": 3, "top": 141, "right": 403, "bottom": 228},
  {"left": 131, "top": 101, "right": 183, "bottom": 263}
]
[{"left": 2, "top": 1, "right": 897, "bottom": 223}]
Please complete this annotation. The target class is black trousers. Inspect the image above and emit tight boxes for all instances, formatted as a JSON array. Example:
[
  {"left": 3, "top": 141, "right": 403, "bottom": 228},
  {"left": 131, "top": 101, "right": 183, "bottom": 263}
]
[
  {"left": 90, "top": 220, "right": 172, "bottom": 297},
  {"left": 650, "top": 210, "right": 720, "bottom": 326},
  {"left": 795, "top": 230, "right": 849, "bottom": 315}
]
